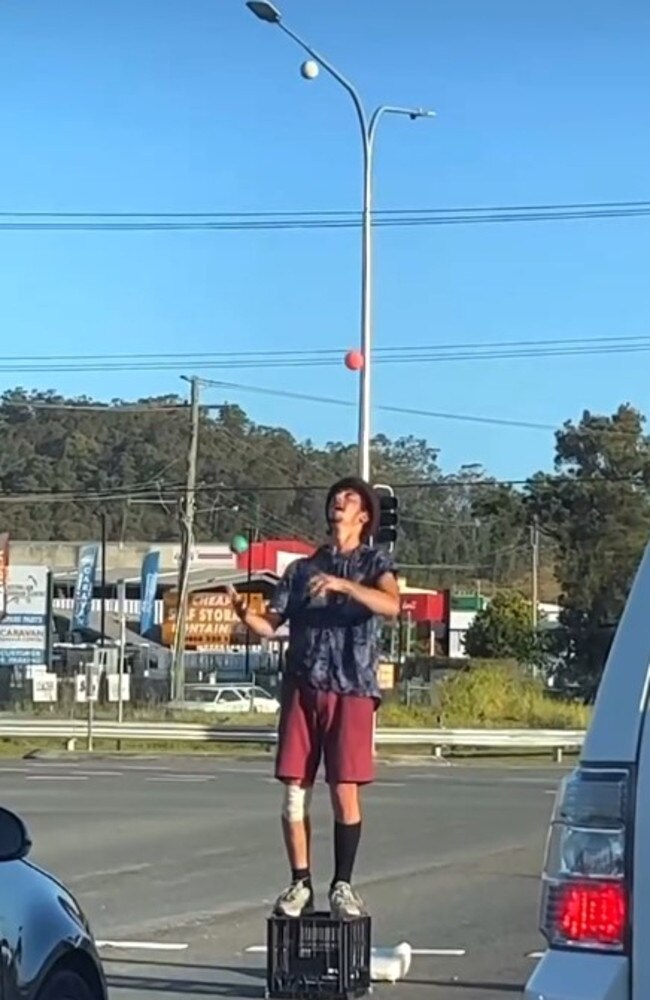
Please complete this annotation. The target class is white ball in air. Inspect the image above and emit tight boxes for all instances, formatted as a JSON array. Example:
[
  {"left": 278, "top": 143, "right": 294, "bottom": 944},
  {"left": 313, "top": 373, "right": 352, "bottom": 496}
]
[{"left": 300, "top": 60, "right": 319, "bottom": 80}]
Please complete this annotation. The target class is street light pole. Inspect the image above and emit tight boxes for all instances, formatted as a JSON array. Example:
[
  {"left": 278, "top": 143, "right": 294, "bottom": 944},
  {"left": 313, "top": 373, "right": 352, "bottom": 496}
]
[{"left": 246, "top": 2, "right": 435, "bottom": 482}]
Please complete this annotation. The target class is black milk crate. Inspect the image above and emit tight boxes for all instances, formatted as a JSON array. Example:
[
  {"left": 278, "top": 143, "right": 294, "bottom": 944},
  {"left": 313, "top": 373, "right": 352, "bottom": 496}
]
[{"left": 266, "top": 911, "right": 372, "bottom": 1000}]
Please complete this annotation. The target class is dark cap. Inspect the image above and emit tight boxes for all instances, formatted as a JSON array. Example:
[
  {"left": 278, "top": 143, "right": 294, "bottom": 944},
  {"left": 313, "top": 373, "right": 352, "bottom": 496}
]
[{"left": 325, "top": 476, "right": 379, "bottom": 542}]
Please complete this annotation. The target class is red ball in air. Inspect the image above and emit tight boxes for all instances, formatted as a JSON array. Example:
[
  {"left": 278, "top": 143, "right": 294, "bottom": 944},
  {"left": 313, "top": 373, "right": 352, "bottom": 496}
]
[{"left": 344, "top": 350, "right": 364, "bottom": 371}]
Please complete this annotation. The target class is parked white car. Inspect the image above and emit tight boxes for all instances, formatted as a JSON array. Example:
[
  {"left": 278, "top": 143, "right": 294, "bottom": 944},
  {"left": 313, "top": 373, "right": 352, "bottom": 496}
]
[
  {"left": 525, "top": 543, "right": 650, "bottom": 1000},
  {"left": 180, "top": 683, "right": 280, "bottom": 715}
]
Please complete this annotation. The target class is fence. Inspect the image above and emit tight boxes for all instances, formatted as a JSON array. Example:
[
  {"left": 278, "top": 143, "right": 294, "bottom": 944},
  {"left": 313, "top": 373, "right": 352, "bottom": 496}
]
[
  {"left": 0, "top": 718, "right": 584, "bottom": 761},
  {"left": 52, "top": 597, "right": 165, "bottom": 625}
]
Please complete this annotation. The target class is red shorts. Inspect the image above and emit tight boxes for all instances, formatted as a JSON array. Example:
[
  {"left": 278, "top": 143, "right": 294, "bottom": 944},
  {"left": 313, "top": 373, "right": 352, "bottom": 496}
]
[{"left": 275, "top": 680, "right": 376, "bottom": 786}]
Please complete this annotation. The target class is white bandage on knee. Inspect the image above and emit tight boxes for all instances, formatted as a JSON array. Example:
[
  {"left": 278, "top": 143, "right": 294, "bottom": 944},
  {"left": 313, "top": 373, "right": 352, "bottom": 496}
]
[{"left": 282, "top": 783, "right": 313, "bottom": 822}]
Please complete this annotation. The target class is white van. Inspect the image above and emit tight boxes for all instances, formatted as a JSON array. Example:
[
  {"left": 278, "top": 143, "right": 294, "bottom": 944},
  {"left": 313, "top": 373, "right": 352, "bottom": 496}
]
[{"left": 525, "top": 544, "right": 650, "bottom": 1000}]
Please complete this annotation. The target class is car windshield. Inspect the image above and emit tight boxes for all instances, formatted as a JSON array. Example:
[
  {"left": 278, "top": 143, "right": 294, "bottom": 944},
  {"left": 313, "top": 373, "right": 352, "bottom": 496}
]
[
  {"left": 253, "top": 687, "right": 272, "bottom": 699},
  {"left": 185, "top": 690, "right": 218, "bottom": 703}
]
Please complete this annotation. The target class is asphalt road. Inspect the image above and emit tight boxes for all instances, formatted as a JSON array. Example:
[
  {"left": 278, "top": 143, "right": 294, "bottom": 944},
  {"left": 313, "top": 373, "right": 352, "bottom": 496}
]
[{"left": 0, "top": 754, "right": 564, "bottom": 999}]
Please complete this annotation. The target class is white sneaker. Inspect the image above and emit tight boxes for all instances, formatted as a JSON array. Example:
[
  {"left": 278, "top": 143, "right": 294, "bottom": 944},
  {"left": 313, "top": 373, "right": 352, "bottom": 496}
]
[
  {"left": 329, "top": 880, "right": 366, "bottom": 919},
  {"left": 273, "top": 879, "right": 314, "bottom": 918}
]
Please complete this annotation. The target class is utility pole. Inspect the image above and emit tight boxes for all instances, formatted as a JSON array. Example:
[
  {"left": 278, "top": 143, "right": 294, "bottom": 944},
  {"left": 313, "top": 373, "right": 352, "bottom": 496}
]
[
  {"left": 171, "top": 376, "right": 201, "bottom": 701},
  {"left": 531, "top": 517, "right": 540, "bottom": 629}
]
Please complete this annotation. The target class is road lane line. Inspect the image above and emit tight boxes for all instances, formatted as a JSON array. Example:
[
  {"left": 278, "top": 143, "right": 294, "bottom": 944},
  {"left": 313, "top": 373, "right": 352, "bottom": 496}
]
[
  {"left": 503, "top": 777, "right": 563, "bottom": 785},
  {"left": 26, "top": 775, "right": 88, "bottom": 781},
  {"left": 411, "top": 948, "right": 466, "bottom": 956},
  {"left": 76, "top": 770, "right": 124, "bottom": 777},
  {"left": 120, "top": 765, "right": 174, "bottom": 772},
  {"left": 97, "top": 940, "right": 188, "bottom": 952},
  {"left": 246, "top": 945, "right": 466, "bottom": 957},
  {"left": 70, "top": 862, "right": 152, "bottom": 883},
  {"left": 145, "top": 774, "right": 214, "bottom": 785},
  {"left": 527, "top": 950, "right": 546, "bottom": 959}
]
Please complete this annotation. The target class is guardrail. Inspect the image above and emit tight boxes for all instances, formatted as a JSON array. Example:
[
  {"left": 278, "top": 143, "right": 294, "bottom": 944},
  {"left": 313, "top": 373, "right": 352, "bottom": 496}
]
[{"left": 0, "top": 719, "right": 585, "bottom": 760}]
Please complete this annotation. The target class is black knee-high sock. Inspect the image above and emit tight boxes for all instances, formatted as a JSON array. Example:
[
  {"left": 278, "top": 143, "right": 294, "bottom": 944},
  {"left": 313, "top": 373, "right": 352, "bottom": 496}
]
[
  {"left": 291, "top": 867, "right": 312, "bottom": 886},
  {"left": 332, "top": 821, "right": 362, "bottom": 886}
]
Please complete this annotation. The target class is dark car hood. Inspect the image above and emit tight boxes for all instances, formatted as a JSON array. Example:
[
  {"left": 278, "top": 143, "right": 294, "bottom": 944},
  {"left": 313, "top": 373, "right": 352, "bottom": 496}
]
[{"left": 0, "top": 857, "right": 106, "bottom": 999}]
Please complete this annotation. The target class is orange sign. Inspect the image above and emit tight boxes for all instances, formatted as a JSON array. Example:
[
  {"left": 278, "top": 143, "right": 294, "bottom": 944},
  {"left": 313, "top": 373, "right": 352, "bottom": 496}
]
[{"left": 162, "top": 590, "right": 266, "bottom": 648}]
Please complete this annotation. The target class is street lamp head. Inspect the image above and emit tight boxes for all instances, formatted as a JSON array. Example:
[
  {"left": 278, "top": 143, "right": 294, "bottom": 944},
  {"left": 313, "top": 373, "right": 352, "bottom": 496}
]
[
  {"left": 410, "top": 108, "right": 436, "bottom": 120},
  {"left": 246, "top": 1, "right": 282, "bottom": 23}
]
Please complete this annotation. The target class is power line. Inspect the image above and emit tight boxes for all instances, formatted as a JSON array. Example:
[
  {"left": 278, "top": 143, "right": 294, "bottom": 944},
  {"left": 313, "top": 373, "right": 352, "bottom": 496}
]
[
  {"left": 0, "top": 199, "right": 648, "bottom": 231},
  {"left": 200, "top": 378, "right": 557, "bottom": 431},
  {"left": 0, "top": 334, "right": 649, "bottom": 374},
  {"left": 0, "top": 379, "right": 637, "bottom": 435},
  {"left": 203, "top": 378, "right": 650, "bottom": 439},
  {"left": 0, "top": 331, "right": 647, "bottom": 361},
  {"left": 0, "top": 473, "right": 647, "bottom": 504},
  {"left": 1, "top": 199, "right": 649, "bottom": 218}
]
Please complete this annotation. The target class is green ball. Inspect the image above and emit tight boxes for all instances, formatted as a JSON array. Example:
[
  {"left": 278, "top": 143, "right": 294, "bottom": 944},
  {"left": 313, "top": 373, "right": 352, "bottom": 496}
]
[{"left": 230, "top": 534, "right": 249, "bottom": 555}]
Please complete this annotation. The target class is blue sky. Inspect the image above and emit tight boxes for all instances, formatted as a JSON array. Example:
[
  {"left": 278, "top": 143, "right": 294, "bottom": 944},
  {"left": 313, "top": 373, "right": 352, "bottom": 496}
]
[{"left": 0, "top": 0, "right": 648, "bottom": 480}]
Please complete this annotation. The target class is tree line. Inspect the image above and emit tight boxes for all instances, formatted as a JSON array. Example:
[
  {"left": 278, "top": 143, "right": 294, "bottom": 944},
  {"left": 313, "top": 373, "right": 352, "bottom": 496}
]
[
  {"left": 0, "top": 387, "right": 536, "bottom": 588},
  {"left": 1, "top": 388, "right": 648, "bottom": 691},
  {"left": 470, "top": 403, "right": 650, "bottom": 694}
]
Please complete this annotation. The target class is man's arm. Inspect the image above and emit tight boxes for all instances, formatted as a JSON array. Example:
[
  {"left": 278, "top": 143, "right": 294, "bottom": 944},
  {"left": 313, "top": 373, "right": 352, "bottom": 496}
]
[
  {"left": 226, "top": 586, "right": 283, "bottom": 638},
  {"left": 309, "top": 571, "right": 400, "bottom": 618},
  {"left": 344, "top": 573, "right": 400, "bottom": 618}
]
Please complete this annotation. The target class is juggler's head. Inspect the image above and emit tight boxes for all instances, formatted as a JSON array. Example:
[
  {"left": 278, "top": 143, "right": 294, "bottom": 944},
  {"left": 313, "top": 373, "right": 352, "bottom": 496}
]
[{"left": 325, "top": 477, "right": 380, "bottom": 546}]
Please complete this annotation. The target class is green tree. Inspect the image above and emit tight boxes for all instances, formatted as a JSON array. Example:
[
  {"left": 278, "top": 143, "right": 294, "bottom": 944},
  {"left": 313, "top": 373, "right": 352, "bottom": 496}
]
[
  {"left": 464, "top": 590, "right": 540, "bottom": 663},
  {"left": 0, "top": 386, "right": 574, "bottom": 598},
  {"left": 528, "top": 404, "right": 650, "bottom": 696}
]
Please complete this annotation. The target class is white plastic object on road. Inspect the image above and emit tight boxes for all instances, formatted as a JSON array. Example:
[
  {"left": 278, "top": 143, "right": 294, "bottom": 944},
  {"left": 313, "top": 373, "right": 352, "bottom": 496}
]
[{"left": 370, "top": 942, "right": 412, "bottom": 983}]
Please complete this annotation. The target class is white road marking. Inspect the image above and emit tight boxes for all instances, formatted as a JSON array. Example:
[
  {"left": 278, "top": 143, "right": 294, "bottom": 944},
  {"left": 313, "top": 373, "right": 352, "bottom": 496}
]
[
  {"left": 407, "top": 774, "right": 446, "bottom": 781},
  {"left": 120, "top": 765, "right": 175, "bottom": 772},
  {"left": 96, "top": 940, "right": 188, "bottom": 952},
  {"left": 70, "top": 862, "right": 152, "bottom": 882},
  {"left": 526, "top": 950, "right": 546, "bottom": 959},
  {"left": 76, "top": 770, "right": 124, "bottom": 777},
  {"left": 503, "top": 777, "right": 562, "bottom": 786},
  {"left": 147, "top": 776, "right": 212, "bottom": 783},
  {"left": 26, "top": 775, "right": 88, "bottom": 781},
  {"left": 410, "top": 948, "right": 466, "bottom": 956},
  {"left": 245, "top": 945, "right": 465, "bottom": 957}
]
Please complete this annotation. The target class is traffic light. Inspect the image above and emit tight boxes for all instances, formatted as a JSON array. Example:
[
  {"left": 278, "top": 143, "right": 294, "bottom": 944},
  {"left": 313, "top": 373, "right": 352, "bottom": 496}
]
[{"left": 374, "top": 486, "right": 398, "bottom": 550}]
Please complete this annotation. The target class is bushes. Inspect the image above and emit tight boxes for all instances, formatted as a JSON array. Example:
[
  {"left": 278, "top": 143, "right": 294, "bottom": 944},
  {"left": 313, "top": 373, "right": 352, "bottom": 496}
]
[
  {"left": 400, "top": 656, "right": 468, "bottom": 680},
  {"left": 437, "top": 662, "right": 589, "bottom": 729},
  {"left": 379, "top": 660, "right": 590, "bottom": 729}
]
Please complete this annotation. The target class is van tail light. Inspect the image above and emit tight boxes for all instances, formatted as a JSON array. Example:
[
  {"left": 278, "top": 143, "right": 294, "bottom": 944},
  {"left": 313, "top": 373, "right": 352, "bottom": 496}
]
[{"left": 541, "top": 766, "right": 631, "bottom": 953}]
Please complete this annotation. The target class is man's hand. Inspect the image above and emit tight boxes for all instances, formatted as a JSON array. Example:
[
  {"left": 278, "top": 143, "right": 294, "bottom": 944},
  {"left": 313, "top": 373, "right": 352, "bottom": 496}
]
[
  {"left": 308, "top": 573, "right": 350, "bottom": 599},
  {"left": 226, "top": 585, "right": 246, "bottom": 618},
  {"left": 226, "top": 586, "right": 282, "bottom": 637}
]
